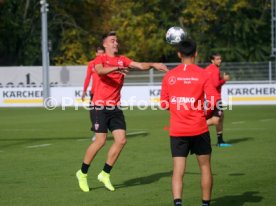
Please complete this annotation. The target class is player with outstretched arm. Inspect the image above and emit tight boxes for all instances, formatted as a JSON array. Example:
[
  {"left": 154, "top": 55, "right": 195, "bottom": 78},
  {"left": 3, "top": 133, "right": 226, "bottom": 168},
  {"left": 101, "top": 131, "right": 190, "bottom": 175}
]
[{"left": 76, "top": 31, "right": 168, "bottom": 192}]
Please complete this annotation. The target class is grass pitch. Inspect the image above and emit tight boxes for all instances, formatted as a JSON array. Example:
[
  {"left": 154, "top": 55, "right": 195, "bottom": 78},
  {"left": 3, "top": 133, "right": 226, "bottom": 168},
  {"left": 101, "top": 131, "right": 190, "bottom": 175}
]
[{"left": 0, "top": 106, "right": 276, "bottom": 206}]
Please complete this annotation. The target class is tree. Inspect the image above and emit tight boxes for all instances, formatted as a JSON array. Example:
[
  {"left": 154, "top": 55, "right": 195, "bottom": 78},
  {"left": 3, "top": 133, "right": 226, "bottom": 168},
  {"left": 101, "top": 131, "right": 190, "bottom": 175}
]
[
  {"left": 0, "top": 0, "right": 271, "bottom": 65},
  {"left": 180, "top": 0, "right": 271, "bottom": 62}
]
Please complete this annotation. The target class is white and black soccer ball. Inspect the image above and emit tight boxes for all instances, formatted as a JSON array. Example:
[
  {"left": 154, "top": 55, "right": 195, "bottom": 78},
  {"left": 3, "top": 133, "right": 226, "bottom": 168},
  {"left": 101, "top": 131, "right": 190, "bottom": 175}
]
[{"left": 166, "top": 26, "right": 187, "bottom": 45}]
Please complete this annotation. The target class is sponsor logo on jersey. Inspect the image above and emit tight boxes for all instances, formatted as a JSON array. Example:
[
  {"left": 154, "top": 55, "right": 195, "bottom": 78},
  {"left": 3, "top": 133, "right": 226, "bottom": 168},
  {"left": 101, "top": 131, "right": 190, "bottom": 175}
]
[
  {"left": 170, "top": 96, "right": 196, "bottom": 104},
  {"left": 168, "top": 76, "right": 176, "bottom": 85},
  {"left": 118, "top": 60, "right": 124, "bottom": 67}
]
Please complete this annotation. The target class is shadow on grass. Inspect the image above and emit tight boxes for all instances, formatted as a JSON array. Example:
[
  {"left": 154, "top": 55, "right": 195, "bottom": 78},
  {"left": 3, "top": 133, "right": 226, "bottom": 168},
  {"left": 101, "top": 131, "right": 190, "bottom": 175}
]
[
  {"left": 91, "top": 170, "right": 204, "bottom": 190},
  {"left": 211, "top": 137, "right": 254, "bottom": 146},
  {"left": 212, "top": 191, "right": 263, "bottom": 206},
  {"left": 228, "top": 173, "right": 245, "bottom": 176},
  {"left": 0, "top": 131, "right": 149, "bottom": 149},
  {"left": 227, "top": 137, "right": 254, "bottom": 144}
]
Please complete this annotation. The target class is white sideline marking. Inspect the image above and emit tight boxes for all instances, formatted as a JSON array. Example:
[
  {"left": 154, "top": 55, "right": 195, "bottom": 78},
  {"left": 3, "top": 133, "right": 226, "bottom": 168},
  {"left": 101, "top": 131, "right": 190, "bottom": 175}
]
[
  {"left": 76, "top": 130, "right": 148, "bottom": 142},
  {"left": 260, "top": 119, "right": 274, "bottom": 122},
  {"left": 3, "top": 129, "right": 41, "bottom": 131},
  {"left": 26, "top": 144, "right": 51, "bottom": 148},
  {"left": 127, "top": 131, "right": 148, "bottom": 136},
  {"left": 231, "top": 121, "right": 245, "bottom": 124},
  {"left": 76, "top": 139, "right": 87, "bottom": 141}
]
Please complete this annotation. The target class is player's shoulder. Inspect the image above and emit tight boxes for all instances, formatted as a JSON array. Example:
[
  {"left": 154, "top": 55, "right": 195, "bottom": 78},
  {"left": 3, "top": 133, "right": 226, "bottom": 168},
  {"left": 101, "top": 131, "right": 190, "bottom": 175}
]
[
  {"left": 88, "top": 59, "right": 95, "bottom": 65},
  {"left": 164, "top": 64, "right": 182, "bottom": 76},
  {"left": 205, "top": 64, "right": 217, "bottom": 71},
  {"left": 117, "top": 54, "right": 132, "bottom": 62}
]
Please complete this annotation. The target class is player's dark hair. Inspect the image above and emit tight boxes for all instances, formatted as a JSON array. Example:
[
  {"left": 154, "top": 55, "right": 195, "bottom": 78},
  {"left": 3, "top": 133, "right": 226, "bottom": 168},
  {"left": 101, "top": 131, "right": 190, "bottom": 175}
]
[
  {"left": 178, "top": 39, "right": 197, "bottom": 57},
  {"left": 102, "top": 31, "right": 116, "bottom": 40},
  {"left": 210, "top": 53, "right": 221, "bottom": 61},
  {"left": 96, "top": 46, "right": 104, "bottom": 52}
]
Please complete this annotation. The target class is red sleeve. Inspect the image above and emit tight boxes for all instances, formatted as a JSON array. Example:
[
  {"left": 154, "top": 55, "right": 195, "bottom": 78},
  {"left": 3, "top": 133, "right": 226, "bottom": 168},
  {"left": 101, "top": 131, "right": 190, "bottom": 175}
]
[
  {"left": 83, "top": 61, "right": 93, "bottom": 92},
  {"left": 160, "top": 74, "right": 170, "bottom": 110},
  {"left": 219, "top": 79, "right": 226, "bottom": 85},
  {"left": 207, "top": 65, "right": 225, "bottom": 89},
  {"left": 122, "top": 56, "right": 133, "bottom": 67},
  {"left": 203, "top": 73, "right": 220, "bottom": 115},
  {"left": 93, "top": 55, "right": 103, "bottom": 66}
]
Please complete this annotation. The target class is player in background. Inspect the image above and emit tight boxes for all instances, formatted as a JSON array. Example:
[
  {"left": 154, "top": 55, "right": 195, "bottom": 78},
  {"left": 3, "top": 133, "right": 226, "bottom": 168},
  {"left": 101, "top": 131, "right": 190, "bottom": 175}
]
[
  {"left": 81, "top": 46, "right": 105, "bottom": 141},
  {"left": 205, "top": 53, "right": 232, "bottom": 147},
  {"left": 160, "top": 39, "right": 220, "bottom": 206},
  {"left": 76, "top": 31, "right": 168, "bottom": 192}
]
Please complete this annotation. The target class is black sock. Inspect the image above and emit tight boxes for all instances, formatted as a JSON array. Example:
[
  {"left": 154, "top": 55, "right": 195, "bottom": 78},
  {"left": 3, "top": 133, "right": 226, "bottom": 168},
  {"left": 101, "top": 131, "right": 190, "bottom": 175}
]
[
  {"left": 103, "top": 163, "right": 112, "bottom": 174},
  {"left": 217, "top": 133, "right": 224, "bottom": 144},
  {"left": 202, "top": 200, "right": 210, "bottom": 206},
  {"left": 81, "top": 162, "right": 90, "bottom": 174},
  {"left": 174, "top": 199, "right": 182, "bottom": 206}
]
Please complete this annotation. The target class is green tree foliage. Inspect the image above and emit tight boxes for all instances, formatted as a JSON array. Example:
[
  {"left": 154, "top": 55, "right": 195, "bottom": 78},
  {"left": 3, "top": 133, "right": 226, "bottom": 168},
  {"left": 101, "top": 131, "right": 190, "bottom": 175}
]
[
  {"left": 0, "top": 0, "right": 41, "bottom": 65},
  {"left": 108, "top": 0, "right": 186, "bottom": 62},
  {"left": 48, "top": 0, "right": 112, "bottom": 65},
  {"left": 0, "top": 0, "right": 271, "bottom": 65},
  {"left": 181, "top": 0, "right": 271, "bottom": 62}
]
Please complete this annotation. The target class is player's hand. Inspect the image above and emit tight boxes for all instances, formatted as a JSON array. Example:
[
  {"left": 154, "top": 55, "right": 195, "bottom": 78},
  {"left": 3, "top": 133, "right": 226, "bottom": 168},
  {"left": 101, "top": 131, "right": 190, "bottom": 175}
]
[
  {"left": 223, "top": 72, "right": 230, "bottom": 81},
  {"left": 115, "top": 67, "right": 129, "bottom": 76},
  {"left": 152, "top": 63, "right": 169, "bottom": 72},
  {"left": 81, "top": 92, "right": 86, "bottom": 102}
]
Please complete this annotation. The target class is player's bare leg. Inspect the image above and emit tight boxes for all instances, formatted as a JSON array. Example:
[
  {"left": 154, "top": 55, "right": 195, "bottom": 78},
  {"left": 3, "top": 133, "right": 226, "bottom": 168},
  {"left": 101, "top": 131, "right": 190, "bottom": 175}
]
[
  {"left": 172, "top": 157, "right": 186, "bottom": 202},
  {"left": 83, "top": 133, "right": 107, "bottom": 164},
  {"left": 106, "top": 129, "right": 127, "bottom": 166},
  {"left": 216, "top": 112, "right": 224, "bottom": 134},
  {"left": 197, "top": 154, "right": 212, "bottom": 202},
  {"left": 76, "top": 133, "right": 107, "bottom": 192},
  {"left": 97, "top": 129, "right": 127, "bottom": 191},
  {"left": 215, "top": 113, "right": 231, "bottom": 147},
  {"left": 207, "top": 116, "right": 220, "bottom": 126}
]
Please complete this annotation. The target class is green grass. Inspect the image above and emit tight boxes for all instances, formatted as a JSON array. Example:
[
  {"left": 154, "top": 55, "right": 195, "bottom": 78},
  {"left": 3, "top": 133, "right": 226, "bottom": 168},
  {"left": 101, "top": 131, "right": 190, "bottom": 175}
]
[{"left": 0, "top": 106, "right": 276, "bottom": 206}]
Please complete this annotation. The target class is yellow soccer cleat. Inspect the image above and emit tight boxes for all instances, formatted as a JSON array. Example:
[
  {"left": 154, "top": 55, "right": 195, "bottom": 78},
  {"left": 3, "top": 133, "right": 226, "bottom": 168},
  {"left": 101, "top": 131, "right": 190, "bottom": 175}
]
[
  {"left": 97, "top": 171, "right": 115, "bottom": 191},
  {"left": 76, "top": 170, "right": 90, "bottom": 192}
]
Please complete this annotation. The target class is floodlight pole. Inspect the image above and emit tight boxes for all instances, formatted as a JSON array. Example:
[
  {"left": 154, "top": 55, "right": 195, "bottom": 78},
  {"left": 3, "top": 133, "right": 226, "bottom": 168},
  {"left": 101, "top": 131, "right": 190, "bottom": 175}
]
[
  {"left": 40, "top": 0, "right": 50, "bottom": 102},
  {"left": 272, "top": 0, "right": 276, "bottom": 81},
  {"left": 272, "top": 0, "right": 276, "bottom": 56}
]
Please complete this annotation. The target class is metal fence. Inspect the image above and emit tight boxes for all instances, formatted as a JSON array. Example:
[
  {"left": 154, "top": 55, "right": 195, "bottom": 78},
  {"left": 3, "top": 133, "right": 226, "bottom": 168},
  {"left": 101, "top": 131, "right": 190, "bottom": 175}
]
[
  {"left": 124, "top": 61, "right": 276, "bottom": 85},
  {"left": 0, "top": 61, "right": 275, "bottom": 87}
]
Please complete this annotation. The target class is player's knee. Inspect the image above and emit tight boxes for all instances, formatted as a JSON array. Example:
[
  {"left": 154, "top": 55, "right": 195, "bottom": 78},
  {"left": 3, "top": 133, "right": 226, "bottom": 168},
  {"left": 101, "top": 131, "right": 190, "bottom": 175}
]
[
  {"left": 213, "top": 119, "right": 220, "bottom": 125},
  {"left": 96, "top": 138, "right": 106, "bottom": 147},
  {"left": 116, "top": 137, "right": 127, "bottom": 146}
]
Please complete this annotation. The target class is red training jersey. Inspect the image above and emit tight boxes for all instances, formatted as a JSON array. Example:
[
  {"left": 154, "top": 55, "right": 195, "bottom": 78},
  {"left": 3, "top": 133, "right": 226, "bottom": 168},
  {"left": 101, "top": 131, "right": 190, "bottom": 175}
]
[
  {"left": 160, "top": 64, "right": 220, "bottom": 137},
  {"left": 93, "top": 54, "right": 133, "bottom": 106},
  {"left": 205, "top": 64, "right": 225, "bottom": 97},
  {"left": 83, "top": 59, "right": 99, "bottom": 95}
]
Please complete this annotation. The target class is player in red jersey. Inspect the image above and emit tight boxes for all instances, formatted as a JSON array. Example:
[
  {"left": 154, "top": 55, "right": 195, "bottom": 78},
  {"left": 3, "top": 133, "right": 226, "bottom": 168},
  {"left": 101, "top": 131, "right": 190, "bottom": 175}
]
[
  {"left": 81, "top": 46, "right": 105, "bottom": 102},
  {"left": 81, "top": 46, "right": 105, "bottom": 141},
  {"left": 160, "top": 39, "right": 220, "bottom": 206},
  {"left": 76, "top": 31, "right": 168, "bottom": 192},
  {"left": 205, "top": 53, "right": 231, "bottom": 147}
]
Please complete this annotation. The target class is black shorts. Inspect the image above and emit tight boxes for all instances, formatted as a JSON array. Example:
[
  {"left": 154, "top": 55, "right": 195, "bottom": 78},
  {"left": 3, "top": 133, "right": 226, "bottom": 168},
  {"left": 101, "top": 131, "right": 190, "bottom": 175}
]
[
  {"left": 90, "top": 106, "right": 126, "bottom": 133},
  {"left": 212, "top": 107, "right": 223, "bottom": 118},
  {"left": 170, "top": 132, "right": 212, "bottom": 157},
  {"left": 89, "top": 93, "right": 94, "bottom": 130}
]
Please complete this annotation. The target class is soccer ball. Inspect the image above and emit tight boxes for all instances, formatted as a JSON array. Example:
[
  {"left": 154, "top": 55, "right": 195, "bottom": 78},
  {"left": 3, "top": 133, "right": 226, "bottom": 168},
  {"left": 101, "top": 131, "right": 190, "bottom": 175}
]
[{"left": 166, "top": 26, "right": 187, "bottom": 45}]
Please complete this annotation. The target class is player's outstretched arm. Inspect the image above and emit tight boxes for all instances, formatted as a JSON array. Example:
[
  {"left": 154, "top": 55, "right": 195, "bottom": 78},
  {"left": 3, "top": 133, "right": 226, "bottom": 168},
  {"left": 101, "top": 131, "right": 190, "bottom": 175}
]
[
  {"left": 95, "top": 64, "right": 127, "bottom": 75},
  {"left": 129, "top": 62, "right": 169, "bottom": 72}
]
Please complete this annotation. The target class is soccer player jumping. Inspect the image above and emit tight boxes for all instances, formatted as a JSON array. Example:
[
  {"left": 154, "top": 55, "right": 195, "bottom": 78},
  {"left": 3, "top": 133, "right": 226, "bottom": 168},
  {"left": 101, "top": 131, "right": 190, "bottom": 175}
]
[
  {"left": 160, "top": 39, "right": 220, "bottom": 206},
  {"left": 76, "top": 31, "right": 168, "bottom": 192}
]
